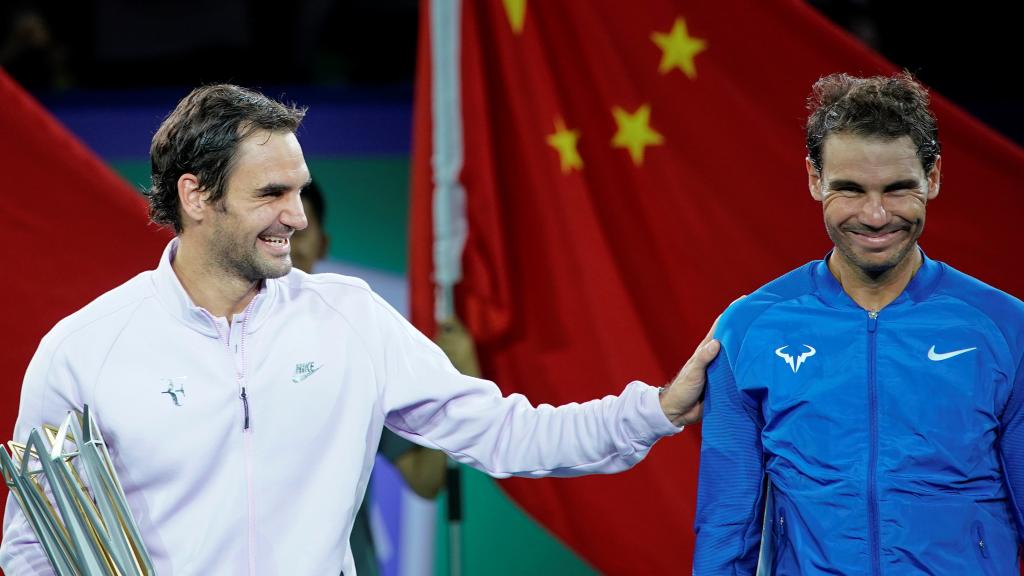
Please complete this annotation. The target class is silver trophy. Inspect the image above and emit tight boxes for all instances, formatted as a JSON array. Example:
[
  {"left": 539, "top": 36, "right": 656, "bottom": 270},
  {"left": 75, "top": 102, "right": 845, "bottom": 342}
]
[{"left": 1, "top": 405, "right": 154, "bottom": 575}]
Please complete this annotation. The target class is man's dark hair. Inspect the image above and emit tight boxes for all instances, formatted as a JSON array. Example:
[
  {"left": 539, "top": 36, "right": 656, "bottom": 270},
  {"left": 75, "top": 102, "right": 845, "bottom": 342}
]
[
  {"left": 303, "top": 180, "right": 326, "bottom": 226},
  {"left": 806, "top": 72, "right": 940, "bottom": 174},
  {"left": 147, "top": 84, "right": 307, "bottom": 232}
]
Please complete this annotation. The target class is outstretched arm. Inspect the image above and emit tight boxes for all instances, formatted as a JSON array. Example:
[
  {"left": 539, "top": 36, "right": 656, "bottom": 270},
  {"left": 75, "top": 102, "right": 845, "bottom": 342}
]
[{"left": 378, "top": 297, "right": 719, "bottom": 478}]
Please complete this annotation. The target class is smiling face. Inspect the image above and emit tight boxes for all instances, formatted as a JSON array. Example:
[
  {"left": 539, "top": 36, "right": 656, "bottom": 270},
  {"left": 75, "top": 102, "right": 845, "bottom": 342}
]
[
  {"left": 808, "top": 133, "right": 941, "bottom": 282},
  {"left": 197, "top": 129, "right": 311, "bottom": 282}
]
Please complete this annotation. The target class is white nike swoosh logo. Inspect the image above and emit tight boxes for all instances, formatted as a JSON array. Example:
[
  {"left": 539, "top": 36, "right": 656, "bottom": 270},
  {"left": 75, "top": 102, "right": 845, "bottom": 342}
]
[{"left": 927, "top": 345, "right": 977, "bottom": 361}]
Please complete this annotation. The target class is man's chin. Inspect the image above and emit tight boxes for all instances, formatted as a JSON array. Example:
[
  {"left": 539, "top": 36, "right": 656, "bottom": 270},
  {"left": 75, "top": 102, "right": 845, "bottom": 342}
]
[
  {"left": 845, "top": 246, "right": 915, "bottom": 280},
  {"left": 855, "top": 261, "right": 896, "bottom": 280},
  {"left": 240, "top": 256, "right": 292, "bottom": 282},
  {"left": 263, "top": 259, "right": 292, "bottom": 279}
]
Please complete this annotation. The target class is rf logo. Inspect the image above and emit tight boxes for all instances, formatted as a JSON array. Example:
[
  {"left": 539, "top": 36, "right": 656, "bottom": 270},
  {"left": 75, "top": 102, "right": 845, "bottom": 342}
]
[{"left": 161, "top": 377, "right": 187, "bottom": 406}]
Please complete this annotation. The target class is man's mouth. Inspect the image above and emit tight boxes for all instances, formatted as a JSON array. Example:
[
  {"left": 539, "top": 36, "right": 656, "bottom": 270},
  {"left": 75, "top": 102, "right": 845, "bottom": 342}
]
[
  {"left": 258, "top": 234, "right": 290, "bottom": 249},
  {"left": 847, "top": 227, "right": 906, "bottom": 248}
]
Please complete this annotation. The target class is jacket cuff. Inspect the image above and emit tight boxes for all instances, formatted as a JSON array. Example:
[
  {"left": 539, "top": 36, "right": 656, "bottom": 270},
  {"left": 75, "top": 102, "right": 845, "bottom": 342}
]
[{"left": 633, "top": 381, "right": 684, "bottom": 442}]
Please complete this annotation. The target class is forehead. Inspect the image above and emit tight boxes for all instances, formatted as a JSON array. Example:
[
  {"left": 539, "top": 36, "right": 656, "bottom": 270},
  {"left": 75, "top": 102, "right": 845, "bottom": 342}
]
[
  {"left": 229, "top": 129, "right": 310, "bottom": 188},
  {"left": 820, "top": 133, "right": 924, "bottom": 182}
]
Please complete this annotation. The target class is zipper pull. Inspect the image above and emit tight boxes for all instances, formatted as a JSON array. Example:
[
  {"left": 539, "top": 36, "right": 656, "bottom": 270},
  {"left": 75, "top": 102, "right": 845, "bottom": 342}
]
[
  {"left": 975, "top": 523, "right": 989, "bottom": 558},
  {"left": 867, "top": 310, "right": 878, "bottom": 333},
  {"left": 240, "top": 386, "right": 250, "bottom": 430}
]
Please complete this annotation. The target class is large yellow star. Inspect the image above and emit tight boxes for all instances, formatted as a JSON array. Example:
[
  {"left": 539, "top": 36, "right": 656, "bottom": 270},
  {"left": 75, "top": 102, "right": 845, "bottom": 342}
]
[
  {"left": 503, "top": 0, "right": 526, "bottom": 34},
  {"left": 546, "top": 117, "right": 582, "bottom": 174},
  {"left": 650, "top": 17, "right": 707, "bottom": 79},
  {"left": 611, "top": 105, "right": 663, "bottom": 166}
]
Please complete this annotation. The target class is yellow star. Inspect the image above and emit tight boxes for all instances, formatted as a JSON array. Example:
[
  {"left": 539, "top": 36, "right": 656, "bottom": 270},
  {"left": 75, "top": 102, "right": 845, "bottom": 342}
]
[
  {"left": 611, "top": 105, "right": 663, "bottom": 166},
  {"left": 650, "top": 17, "right": 707, "bottom": 79},
  {"left": 503, "top": 0, "right": 526, "bottom": 34},
  {"left": 546, "top": 117, "right": 583, "bottom": 174}
]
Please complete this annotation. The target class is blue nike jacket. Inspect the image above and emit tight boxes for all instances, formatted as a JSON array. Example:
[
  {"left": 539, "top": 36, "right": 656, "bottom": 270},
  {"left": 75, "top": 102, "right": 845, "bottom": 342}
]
[{"left": 694, "top": 253, "right": 1024, "bottom": 575}]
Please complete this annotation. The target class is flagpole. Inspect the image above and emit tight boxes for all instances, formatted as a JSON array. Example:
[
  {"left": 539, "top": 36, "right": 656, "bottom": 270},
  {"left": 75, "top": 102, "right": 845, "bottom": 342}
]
[{"left": 430, "top": 0, "right": 466, "bottom": 575}]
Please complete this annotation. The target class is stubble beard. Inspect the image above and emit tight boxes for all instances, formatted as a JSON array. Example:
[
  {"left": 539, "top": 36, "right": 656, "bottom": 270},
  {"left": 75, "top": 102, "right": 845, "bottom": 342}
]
[
  {"left": 826, "top": 217, "right": 923, "bottom": 281},
  {"left": 209, "top": 215, "right": 292, "bottom": 283},
  {"left": 218, "top": 240, "right": 291, "bottom": 282}
]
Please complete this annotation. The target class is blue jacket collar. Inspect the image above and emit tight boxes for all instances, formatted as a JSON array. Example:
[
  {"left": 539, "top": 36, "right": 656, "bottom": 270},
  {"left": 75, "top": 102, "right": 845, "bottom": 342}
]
[{"left": 813, "top": 246, "right": 942, "bottom": 310}]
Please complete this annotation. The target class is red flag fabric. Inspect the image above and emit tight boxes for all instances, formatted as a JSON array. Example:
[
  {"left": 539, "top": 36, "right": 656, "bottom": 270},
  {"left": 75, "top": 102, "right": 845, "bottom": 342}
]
[
  {"left": 0, "top": 70, "right": 171, "bottom": 521},
  {"left": 411, "top": 0, "right": 1024, "bottom": 573}
]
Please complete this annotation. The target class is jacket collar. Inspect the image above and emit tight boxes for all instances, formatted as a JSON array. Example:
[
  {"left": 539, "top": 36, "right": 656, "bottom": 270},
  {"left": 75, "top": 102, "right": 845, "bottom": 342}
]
[
  {"left": 813, "top": 246, "right": 943, "bottom": 310},
  {"left": 151, "top": 239, "right": 277, "bottom": 337}
]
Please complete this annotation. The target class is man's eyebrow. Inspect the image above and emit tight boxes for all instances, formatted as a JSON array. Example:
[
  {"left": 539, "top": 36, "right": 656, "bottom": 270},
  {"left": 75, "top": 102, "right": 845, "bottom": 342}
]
[
  {"left": 827, "top": 179, "right": 863, "bottom": 189},
  {"left": 883, "top": 179, "right": 921, "bottom": 192},
  {"left": 256, "top": 177, "right": 312, "bottom": 195},
  {"left": 256, "top": 184, "right": 290, "bottom": 195}
]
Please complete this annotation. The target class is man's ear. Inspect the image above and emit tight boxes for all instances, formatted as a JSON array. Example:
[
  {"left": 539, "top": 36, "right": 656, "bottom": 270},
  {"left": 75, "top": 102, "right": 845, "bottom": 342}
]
[
  {"left": 926, "top": 155, "right": 941, "bottom": 200},
  {"left": 177, "top": 174, "right": 206, "bottom": 223},
  {"left": 806, "top": 157, "right": 824, "bottom": 201}
]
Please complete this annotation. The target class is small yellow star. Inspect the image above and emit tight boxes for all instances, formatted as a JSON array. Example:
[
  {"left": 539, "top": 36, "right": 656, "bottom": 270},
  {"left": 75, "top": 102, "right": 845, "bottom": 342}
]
[
  {"left": 546, "top": 117, "right": 583, "bottom": 174},
  {"left": 651, "top": 17, "right": 707, "bottom": 79},
  {"left": 503, "top": 0, "right": 526, "bottom": 34},
  {"left": 611, "top": 105, "right": 664, "bottom": 166}
]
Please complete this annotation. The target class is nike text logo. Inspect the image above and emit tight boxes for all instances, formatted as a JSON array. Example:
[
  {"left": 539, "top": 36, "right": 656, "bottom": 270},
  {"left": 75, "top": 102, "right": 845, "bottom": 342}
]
[
  {"left": 292, "top": 362, "right": 323, "bottom": 383},
  {"left": 927, "top": 345, "right": 977, "bottom": 361}
]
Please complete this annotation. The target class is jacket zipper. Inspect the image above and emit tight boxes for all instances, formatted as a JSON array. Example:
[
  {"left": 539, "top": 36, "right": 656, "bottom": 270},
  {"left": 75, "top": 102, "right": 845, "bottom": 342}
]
[
  {"left": 240, "top": 386, "right": 250, "bottom": 429},
  {"left": 204, "top": 306, "right": 254, "bottom": 430},
  {"left": 867, "top": 310, "right": 881, "bottom": 575},
  {"left": 974, "top": 522, "right": 989, "bottom": 559},
  {"left": 236, "top": 307, "right": 252, "bottom": 431},
  {"left": 235, "top": 301, "right": 257, "bottom": 576},
  {"left": 774, "top": 509, "right": 787, "bottom": 570},
  {"left": 204, "top": 298, "right": 257, "bottom": 576}
]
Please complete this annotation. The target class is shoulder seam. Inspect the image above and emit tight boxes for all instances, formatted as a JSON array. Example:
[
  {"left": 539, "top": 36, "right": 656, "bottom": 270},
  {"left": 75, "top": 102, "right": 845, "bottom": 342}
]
[
  {"left": 927, "top": 290, "right": 1021, "bottom": 367},
  {"left": 39, "top": 292, "right": 154, "bottom": 419},
  {"left": 90, "top": 298, "right": 153, "bottom": 405},
  {"left": 306, "top": 286, "right": 382, "bottom": 401}
]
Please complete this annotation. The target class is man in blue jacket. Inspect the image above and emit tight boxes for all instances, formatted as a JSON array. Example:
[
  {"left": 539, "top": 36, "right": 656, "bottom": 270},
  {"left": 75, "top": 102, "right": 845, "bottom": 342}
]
[{"left": 694, "top": 72, "right": 1024, "bottom": 574}]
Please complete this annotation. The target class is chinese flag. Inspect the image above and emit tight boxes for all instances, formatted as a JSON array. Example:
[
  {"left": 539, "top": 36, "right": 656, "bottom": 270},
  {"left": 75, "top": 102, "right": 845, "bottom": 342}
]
[
  {"left": 0, "top": 70, "right": 171, "bottom": 501},
  {"left": 410, "top": 1, "right": 1022, "bottom": 573}
]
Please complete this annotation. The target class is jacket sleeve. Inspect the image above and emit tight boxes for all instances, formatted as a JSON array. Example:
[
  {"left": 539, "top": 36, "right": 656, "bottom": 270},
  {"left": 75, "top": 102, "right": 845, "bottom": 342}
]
[
  {"left": 693, "top": 347, "right": 767, "bottom": 574},
  {"left": 998, "top": 354, "right": 1024, "bottom": 542},
  {"left": 372, "top": 294, "right": 682, "bottom": 478},
  {"left": 1, "top": 333, "right": 83, "bottom": 575}
]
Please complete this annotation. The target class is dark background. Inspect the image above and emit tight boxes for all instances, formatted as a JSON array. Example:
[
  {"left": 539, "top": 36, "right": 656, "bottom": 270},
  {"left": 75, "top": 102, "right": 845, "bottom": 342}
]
[{"left": 2, "top": 1, "right": 1021, "bottom": 147}]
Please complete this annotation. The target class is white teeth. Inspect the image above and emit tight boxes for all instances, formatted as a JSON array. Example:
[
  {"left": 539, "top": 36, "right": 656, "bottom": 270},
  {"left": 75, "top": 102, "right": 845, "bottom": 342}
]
[{"left": 260, "top": 236, "right": 288, "bottom": 246}]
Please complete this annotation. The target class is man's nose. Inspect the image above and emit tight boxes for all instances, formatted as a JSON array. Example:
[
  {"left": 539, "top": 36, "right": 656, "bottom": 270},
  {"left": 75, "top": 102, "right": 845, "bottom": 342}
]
[
  {"left": 859, "top": 192, "right": 888, "bottom": 228},
  {"left": 282, "top": 193, "right": 308, "bottom": 231}
]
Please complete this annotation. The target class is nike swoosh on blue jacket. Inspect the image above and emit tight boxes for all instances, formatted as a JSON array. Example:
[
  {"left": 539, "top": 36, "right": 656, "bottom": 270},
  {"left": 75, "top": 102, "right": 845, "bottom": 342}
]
[{"left": 694, "top": 252, "right": 1024, "bottom": 575}]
